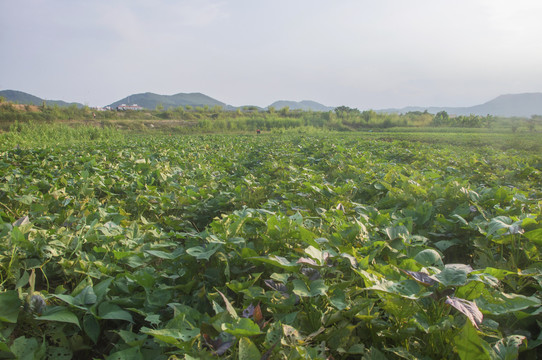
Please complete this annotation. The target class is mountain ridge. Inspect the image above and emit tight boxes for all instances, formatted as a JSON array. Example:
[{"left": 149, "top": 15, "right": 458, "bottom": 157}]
[
  {"left": 378, "top": 92, "right": 542, "bottom": 117},
  {"left": 0, "top": 90, "right": 84, "bottom": 108},
  {"left": 107, "top": 92, "right": 233, "bottom": 110},
  {"left": 2, "top": 89, "right": 541, "bottom": 117}
]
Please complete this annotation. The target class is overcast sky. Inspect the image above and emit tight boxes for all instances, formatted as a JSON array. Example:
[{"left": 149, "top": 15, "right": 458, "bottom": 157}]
[{"left": 1, "top": 0, "right": 542, "bottom": 109}]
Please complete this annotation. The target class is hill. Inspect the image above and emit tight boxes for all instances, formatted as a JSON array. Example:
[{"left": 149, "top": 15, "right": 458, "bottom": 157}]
[
  {"left": 0, "top": 90, "right": 43, "bottom": 105},
  {"left": 378, "top": 92, "right": 542, "bottom": 117},
  {"left": 268, "top": 100, "right": 334, "bottom": 112},
  {"left": 0, "top": 90, "right": 84, "bottom": 108},
  {"left": 3, "top": 89, "right": 541, "bottom": 117},
  {"left": 466, "top": 93, "right": 542, "bottom": 117},
  {"left": 108, "top": 92, "right": 230, "bottom": 110}
]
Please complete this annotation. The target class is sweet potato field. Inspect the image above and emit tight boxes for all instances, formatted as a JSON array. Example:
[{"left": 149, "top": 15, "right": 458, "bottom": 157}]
[{"left": 1, "top": 133, "right": 541, "bottom": 359}]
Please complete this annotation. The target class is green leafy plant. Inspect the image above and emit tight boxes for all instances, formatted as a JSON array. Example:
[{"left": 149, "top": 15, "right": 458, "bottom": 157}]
[{"left": 1, "top": 132, "right": 541, "bottom": 358}]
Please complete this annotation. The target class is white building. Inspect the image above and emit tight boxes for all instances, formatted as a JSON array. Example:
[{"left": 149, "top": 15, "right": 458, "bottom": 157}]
[{"left": 117, "top": 104, "right": 144, "bottom": 111}]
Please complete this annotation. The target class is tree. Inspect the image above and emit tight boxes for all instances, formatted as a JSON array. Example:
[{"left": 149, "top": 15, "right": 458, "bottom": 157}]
[
  {"left": 526, "top": 118, "right": 535, "bottom": 132},
  {"left": 361, "top": 110, "right": 376, "bottom": 123},
  {"left": 279, "top": 106, "right": 290, "bottom": 116},
  {"left": 433, "top": 111, "right": 449, "bottom": 126},
  {"left": 334, "top": 106, "right": 360, "bottom": 118},
  {"left": 484, "top": 114, "right": 494, "bottom": 128}
]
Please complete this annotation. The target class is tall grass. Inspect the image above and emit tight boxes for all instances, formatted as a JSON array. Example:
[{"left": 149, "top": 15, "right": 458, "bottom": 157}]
[{"left": 0, "top": 121, "right": 125, "bottom": 150}]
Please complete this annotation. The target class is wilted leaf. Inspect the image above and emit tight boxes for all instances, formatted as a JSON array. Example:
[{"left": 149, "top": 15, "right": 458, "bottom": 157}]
[
  {"left": 491, "top": 335, "right": 525, "bottom": 360},
  {"left": 217, "top": 290, "right": 238, "bottom": 319},
  {"left": 300, "top": 267, "right": 321, "bottom": 281},
  {"left": 264, "top": 280, "right": 288, "bottom": 295},
  {"left": 445, "top": 263, "right": 473, "bottom": 273},
  {"left": 253, "top": 303, "right": 263, "bottom": 325},
  {"left": 341, "top": 253, "right": 358, "bottom": 268},
  {"left": 282, "top": 324, "right": 301, "bottom": 340},
  {"left": 202, "top": 333, "right": 233, "bottom": 356},
  {"left": 445, "top": 296, "right": 483, "bottom": 329},
  {"left": 12, "top": 215, "right": 30, "bottom": 227},
  {"left": 297, "top": 257, "right": 318, "bottom": 266},
  {"left": 451, "top": 214, "right": 468, "bottom": 226},
  {"left": 400, "top": 269, "right": 438, "bottom": 287},
  {"left": 304, "top": 245, "right": 331, "bottom": 266}
]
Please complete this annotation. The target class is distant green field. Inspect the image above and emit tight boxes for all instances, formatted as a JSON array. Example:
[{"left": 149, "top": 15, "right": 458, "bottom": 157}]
[
  {"left": 367, "top": 130, "right": 542, "bottom": 152},
  {"left": 1, "top": 130, "right": 541, "bottom": 359}
]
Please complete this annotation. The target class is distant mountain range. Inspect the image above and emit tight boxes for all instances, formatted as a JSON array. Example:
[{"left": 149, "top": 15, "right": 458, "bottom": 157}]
[
  {"left": 379, "top": 93, "right": 542, "bottom": 117},
  {"left": 2, "top": 89, "right": 541, "bottom": 117},
  {"left": 0, "top": 90, "right": 84, "bottom": 108}
]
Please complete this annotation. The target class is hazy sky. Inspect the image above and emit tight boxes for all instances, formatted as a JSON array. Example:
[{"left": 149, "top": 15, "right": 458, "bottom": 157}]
[{"left": 1, "top": 1, "right": 542, "bottom": 109}]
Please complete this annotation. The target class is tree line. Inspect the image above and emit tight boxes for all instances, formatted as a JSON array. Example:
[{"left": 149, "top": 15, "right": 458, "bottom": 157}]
[{"left": 0, "top": 97, "right": 535, "bottom": 132}]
